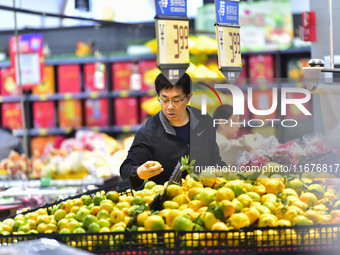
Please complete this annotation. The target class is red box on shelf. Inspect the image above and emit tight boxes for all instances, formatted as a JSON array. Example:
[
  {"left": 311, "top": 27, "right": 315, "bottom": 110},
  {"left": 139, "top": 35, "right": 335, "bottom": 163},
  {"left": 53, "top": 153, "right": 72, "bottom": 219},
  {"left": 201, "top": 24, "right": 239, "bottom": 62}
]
[
  {"left": 32, "top": 66, "right": 55, "bottom": 95},
  {"left": 139, "top": 60, "right": 157, "bottom": 90},
  {"left": 58, "top": 100, "right": 82, "bottom": 128},
  {"left": 85, "top": 98, "right": 109, "bottom": 127},
  {"left": 0, "top": 68, "right": 19, "bottom": 96},
  {"left": 84, "top": 63, "right": 107, "bottom": 92},
  {"left": 249, "top": 55, "right": 275, "bottom": 82},
  {"left": 57, "top": 65, "right": 81, "bottom": 93},
  {"left": 33, "top": 101, "right": 56, "bottom": 128},
  {"left": 112, "top": 62, "right": 134, "bottom": 90},
  {"left": 1, "top": 102, "right": 22, "bottom": 129},
  {"left": 140, "top": 96, "right": 154, "bottom": 123},
  {"left": 114, "top": 98, "right": 138, "bottom": 125},
  {"left": 251, "top": 90, "right": 277, "bottom": 120},
  {"left": 285, "top": 92, "right": 311, "bottom": 119}
]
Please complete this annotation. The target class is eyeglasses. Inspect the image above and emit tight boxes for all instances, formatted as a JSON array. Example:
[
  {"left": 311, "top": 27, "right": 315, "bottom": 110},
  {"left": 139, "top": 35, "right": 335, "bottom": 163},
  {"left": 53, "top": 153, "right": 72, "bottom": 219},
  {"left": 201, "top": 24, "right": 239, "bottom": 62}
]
[{"left": 158, "top": 96, "right": 187, "bottom": 106}]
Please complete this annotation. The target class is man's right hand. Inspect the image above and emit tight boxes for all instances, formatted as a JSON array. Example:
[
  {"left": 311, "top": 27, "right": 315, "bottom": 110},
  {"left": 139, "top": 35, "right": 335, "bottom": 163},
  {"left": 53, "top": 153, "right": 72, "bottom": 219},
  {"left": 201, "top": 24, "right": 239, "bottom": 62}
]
[{"left": 137, "top": 161, "right": 164, "bottom": 180}]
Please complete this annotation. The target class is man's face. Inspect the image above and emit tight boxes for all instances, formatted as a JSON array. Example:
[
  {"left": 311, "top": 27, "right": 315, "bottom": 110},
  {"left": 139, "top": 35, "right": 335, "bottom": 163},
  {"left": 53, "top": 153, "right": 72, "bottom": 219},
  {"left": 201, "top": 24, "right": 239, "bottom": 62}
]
[{"left": 159, "top": 87, "right": 191, "bottom": 125}]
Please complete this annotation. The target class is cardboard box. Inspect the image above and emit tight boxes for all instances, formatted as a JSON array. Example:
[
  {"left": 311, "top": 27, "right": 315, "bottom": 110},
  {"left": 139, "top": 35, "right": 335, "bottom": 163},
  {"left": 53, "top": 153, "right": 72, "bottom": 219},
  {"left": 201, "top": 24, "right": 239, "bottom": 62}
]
[
  {"left": 58, "top": 100, "right": 82, "bottom": 128},
  {"left": 84, "top": 63, "right": 107, "bottom": 92},
  {"left": 249, "top": 55, "right": 275, "bottom": 82},
  {"left": 33, "top": 101, "right": 56, "bottom": 128},
  {"left": 85, "top": 98, "right": 109, "bottom": 127},
  {"left": 114, "top": 98, "right": 138, "bottom": 125},
  {"left": 112, "top": 62, "right": 134, "bottom": 90},
  {"left": 1, "top": 102, "right": 22, "bottom": 129},
  {"left": 251, "top": 90, "right": 277, "bottom": 120},
  {"left": 32, "top": 66, "right": 55, "bottom": 95},
  {"left": 57, "top": 65, "right": 81, "bottom": 93},
  {"left": 31, "top": 136, "right": 56, "bottom": 157},
  {"left": 0, "top": 68, "right": 19, "bottom": 96},
  {"left": 139, "top": 60, "right": 157, "bottom": 90}
]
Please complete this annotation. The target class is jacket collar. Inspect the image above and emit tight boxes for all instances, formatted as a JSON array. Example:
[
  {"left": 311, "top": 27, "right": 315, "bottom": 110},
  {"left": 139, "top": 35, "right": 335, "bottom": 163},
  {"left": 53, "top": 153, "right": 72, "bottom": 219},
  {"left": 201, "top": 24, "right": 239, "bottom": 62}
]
[{"left": 159, "top": 106, "right": 199, "bottom": 135}]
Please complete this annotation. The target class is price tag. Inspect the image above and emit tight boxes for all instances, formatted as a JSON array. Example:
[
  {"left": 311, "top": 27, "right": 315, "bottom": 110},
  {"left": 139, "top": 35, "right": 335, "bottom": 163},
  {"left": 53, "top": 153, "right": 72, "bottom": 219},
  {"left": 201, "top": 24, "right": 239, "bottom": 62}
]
[
  {"left": 90, "top": 92, "right": 98, "bottom": 99},
  {"left": 147, "top": 90, "right": 155, "bottom": 96},
  {"left": 120, "top": 91, "right": 128, "bottom": 98},
  {"left": 40, "top": 177, "right": 51, "bottom": 186},
  {"left": 216, "top": 25, "right": 241, "bottom": 68},
  {"left": 39, "top": 128, "right": 47, "bottom": 135},
  {"left": 39, "top": 94, "right": 47, "bottom": 101},
  {"left": 64, "top": 93, "right": 72, "bottom": 100},
  {"left": 122, "top": 125, "right": 130, "bottom": 132},
  {"left": 156, "top": 19, "right": 190, "bottom": 65}
]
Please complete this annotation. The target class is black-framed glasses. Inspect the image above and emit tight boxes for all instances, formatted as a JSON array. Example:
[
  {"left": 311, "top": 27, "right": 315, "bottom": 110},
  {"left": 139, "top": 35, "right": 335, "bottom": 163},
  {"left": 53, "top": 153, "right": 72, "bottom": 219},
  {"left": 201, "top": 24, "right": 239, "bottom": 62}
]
[{"left": 158, "top": 96, "right": 187, "bottom": 106}]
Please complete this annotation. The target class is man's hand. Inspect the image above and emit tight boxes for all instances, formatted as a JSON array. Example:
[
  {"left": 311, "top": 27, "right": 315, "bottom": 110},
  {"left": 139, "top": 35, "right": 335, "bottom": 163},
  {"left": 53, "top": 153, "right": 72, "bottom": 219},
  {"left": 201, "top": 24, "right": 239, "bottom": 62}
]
[{"left": 137, "top": 161, "right": 164, "bottom": 180}]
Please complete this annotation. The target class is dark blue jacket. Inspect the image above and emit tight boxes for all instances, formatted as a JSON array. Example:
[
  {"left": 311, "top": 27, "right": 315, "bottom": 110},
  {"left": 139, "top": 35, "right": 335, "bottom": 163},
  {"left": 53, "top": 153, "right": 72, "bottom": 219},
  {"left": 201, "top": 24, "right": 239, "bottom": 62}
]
[{"left": 120, "top": 107, "right": 226, "bottom": 188}]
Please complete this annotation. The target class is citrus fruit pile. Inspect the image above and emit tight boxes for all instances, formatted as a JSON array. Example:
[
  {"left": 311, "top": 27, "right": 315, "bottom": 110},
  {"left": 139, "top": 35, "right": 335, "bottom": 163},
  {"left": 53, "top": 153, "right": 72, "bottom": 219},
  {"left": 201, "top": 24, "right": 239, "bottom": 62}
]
[{"left": 1, "top": 172, "right": 340, "bottom": 245}]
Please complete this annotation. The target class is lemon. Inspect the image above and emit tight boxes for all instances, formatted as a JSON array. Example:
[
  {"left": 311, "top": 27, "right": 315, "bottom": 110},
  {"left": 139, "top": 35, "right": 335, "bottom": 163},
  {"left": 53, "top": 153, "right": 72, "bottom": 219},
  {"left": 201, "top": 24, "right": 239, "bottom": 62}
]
[{"left": 228, "top": 213, "right": 250, "bottom": 229}]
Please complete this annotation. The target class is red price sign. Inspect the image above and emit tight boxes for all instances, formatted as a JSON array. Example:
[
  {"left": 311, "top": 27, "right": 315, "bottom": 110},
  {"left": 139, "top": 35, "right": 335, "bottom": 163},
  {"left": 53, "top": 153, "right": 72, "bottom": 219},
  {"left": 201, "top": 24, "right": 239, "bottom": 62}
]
[
  {"left": 216, "top": 25, "right": 242, "bottom": 68},
  {"left": 156, "top": 19, "right": 190, "bottom": 65}
]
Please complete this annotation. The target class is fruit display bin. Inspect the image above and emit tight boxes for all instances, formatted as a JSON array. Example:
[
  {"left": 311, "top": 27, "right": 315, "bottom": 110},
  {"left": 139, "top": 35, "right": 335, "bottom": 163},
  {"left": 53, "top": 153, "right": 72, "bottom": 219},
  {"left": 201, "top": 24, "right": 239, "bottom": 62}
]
[
  {"left": 0, "top": 225, "right": 339, "bottom": 254},
  {"left": 0, "top": 179, "right": 133, "bottom": 221}
]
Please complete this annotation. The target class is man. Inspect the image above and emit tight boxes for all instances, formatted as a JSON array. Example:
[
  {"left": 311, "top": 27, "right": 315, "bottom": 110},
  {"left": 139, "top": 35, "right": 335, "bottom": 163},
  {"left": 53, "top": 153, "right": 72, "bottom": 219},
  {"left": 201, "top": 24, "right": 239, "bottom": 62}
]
[{"left": 120, "top": 73, "right": 226, "bottom": 188}]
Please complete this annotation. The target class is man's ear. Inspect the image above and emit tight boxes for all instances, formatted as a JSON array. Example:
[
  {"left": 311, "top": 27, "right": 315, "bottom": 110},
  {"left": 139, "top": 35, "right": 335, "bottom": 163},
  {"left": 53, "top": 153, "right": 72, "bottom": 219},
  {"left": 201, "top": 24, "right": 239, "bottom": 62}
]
[{"left": 187, "top": 93, "right": 192, "bottom": 100}]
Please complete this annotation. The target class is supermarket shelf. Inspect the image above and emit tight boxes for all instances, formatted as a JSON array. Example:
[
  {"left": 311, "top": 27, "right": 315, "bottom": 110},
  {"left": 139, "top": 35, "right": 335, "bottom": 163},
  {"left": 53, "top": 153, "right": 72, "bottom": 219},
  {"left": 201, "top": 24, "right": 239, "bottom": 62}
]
[
  {"left": 0, "top": 60, "right": 10, "bottom": 68},
  {"left": 26, "top": 90, "right": 156, "bottom": 102},
  {"left": 44, "top": 54, "right": 157, "bottom": 65},
  {"left": 0, "top": 90, "right": 156, "bottom": 103},
  {"left": 0, "top": 95, "right": 26, "bottom": 103},
  {"left": 0, "top": 54, "right": 157, "bottom": 68},
  {"left": 12, "top": 124, "right": 142, "bottom": 136},
  {"left": 242, "top": 47, "right": 311, "bottom": 56},
  {"left": 0, "top": 187, "right": 78, "bottom": 197},
  {"left": 0, "top": 178, "right": 104, "bottom": 190},
  {"left": 111, "top": 90, "right": 156, "bottom": 98}
]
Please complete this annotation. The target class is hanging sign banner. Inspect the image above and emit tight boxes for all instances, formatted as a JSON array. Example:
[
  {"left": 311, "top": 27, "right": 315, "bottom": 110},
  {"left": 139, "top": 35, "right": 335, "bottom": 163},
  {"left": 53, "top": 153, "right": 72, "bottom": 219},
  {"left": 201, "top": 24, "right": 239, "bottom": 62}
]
[
  {"left": 155, "top": 0, "right": 187, "bottom": 17},
  {"left": 155, "top": 0, "right": 189, "bottom": 84},
  {"left": 215, "top": 0, "right": 242, "bottom": 83},
  {"left": 9, "top": 33, "right": 44, "bottom": 90}
]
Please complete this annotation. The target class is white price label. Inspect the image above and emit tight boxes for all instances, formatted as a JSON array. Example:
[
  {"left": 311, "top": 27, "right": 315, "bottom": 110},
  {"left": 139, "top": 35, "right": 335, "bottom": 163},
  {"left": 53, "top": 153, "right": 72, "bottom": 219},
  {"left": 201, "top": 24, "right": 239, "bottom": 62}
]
[
  {"left": 156, "top": 19, "right": 190, "bottom": 65},
  {"left": 216, "top": 25, "right": 242, "bottom": 68}
]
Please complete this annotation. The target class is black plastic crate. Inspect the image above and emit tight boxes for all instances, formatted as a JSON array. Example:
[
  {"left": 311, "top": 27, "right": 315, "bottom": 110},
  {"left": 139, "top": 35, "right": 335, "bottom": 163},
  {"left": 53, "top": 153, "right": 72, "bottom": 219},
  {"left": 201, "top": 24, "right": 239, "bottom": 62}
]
[{"left": 0, "top": 225, "right": 339, "bottom": 254}]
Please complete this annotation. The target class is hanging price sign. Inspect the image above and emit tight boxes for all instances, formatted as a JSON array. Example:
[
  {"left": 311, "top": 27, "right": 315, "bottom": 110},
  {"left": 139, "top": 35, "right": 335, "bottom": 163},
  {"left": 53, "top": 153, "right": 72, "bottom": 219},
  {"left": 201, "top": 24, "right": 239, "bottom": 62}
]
[
  {"left": 154, "top": 0, "right": 189, "bottom": 84},
  {"left": 156, "top": 19, "right": 190, "bottom": 65},
  {"left": 215, "top": 0, "right": 242, "bottom": 83},
  {"left": 216, "top": 25, "right": 241, "bottom": 68}
]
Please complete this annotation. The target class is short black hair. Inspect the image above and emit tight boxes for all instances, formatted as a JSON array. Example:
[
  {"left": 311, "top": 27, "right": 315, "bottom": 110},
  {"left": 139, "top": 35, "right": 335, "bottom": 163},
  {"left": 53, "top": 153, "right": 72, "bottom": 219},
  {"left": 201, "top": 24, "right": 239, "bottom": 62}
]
[
  {"left": 155, "top": 73, "right": 191, "bottom": 96},
  {"left": 213, "top": 104, "right": 233, "bottom": 120}
]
